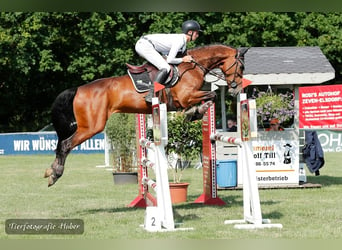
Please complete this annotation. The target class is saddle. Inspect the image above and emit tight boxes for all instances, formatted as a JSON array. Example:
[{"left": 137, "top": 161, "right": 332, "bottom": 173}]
[{"left": 126, "top": 62, "right": 179, "bottom": 93}]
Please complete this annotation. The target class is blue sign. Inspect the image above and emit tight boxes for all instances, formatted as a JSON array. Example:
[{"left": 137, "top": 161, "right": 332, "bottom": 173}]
[{"left": 0, "top": 132, "right": 105, "bottom": 155}]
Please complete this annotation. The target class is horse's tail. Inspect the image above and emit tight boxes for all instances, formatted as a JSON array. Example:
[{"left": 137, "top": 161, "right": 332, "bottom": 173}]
[{"left": 51, "top": 87, "right": 78, "bottom": 141}]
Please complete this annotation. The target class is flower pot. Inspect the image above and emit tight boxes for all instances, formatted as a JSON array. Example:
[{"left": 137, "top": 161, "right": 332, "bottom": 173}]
[
  {"left": 112, "top": 172, "right": 138, "bottom": 185},
  {"left": 169, "top": 182, "right": 189, "bottom": 204}
]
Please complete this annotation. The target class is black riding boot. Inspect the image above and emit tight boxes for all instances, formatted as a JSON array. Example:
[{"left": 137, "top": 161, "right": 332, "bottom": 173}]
[{"left": 145, "top": 68, "right": 169, "bottom": 103}]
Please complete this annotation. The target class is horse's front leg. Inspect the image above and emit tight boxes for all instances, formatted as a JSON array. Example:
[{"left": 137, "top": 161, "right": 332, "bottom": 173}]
[
  {"left": 184, "top": 100, "right": 214, "bottom": 121},
  {"left": 186, "top": 90, "right": 217, "bottom": 106},
  {"left": 182, "top": 90, "right": 216, "bottom": 121}
]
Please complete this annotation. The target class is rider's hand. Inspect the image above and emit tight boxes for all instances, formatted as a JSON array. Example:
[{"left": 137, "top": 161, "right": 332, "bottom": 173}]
[{"left": 182, "top": 55, "right": 194, "bottom": 63}]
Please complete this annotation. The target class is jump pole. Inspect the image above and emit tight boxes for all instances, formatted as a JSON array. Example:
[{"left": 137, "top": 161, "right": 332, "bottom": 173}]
[
  {"left": 131, "top": 101, "right": 226, "bottom": 207},
  {"left": 128, "top": 113, "right": 157, "bottom": 208},
  {"left": 140, "top": 97, "right": 193, "bottom": 232},
  {"left": 193, "top": 103, "right": 226, "bottom": 205},
  {"left": 223, "top": 94, "right": 283, "bottom": 229}
]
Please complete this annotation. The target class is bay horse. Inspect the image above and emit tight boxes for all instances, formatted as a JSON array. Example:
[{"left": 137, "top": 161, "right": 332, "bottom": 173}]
[{"left": 44, "top": 44, "right": 248, "bottom": 187}]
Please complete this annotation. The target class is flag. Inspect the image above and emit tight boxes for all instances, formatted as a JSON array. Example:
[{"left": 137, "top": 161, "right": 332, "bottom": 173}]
[
  {"left": 242, "top": 78, "right": 252, "bottom": 88},
  {"left": 154, "top": 82, "right": 166, "bottom": 93}
]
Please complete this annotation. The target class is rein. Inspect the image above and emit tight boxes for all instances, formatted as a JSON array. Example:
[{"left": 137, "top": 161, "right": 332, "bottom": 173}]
[
  {"left": 191, "top": 51, "right": 244, "bottom": 88},
  {"left": 178, "top": 59, "right": 234, "bottom": 81},
  {"left": 194, "top": 60, "right": 238, "bottom": 82}
]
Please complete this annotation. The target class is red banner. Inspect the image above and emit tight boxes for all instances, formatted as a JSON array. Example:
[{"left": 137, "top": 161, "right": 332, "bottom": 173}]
[{"left": 299, "top": 85, "right": 342, "bottom": 129}]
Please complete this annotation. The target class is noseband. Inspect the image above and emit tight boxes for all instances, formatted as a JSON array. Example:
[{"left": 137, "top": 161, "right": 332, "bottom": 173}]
[{"left": 220, "top": 60, "right": 242, "bottom": 88}]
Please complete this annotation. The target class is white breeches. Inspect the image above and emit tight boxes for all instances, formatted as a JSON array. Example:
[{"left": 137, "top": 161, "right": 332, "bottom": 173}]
[{"left": 135, "top": 38, "right": 171, "bottom": 72}]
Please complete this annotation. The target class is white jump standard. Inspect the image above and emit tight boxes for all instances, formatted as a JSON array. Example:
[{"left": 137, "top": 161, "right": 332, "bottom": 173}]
[
  {"left": 140, "top": 97, "right": 193, "bottom": 232},
  {"left": 224, "top": 141, "right": 283, "bottom": 229},
  {"left": 204, "top": 94, "right": 283, "bottom": 229}
]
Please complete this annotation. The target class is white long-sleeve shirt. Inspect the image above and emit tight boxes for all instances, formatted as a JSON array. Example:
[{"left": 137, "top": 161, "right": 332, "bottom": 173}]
[{"left": 143, "top": 33, "right": 187, "bottom": 64}]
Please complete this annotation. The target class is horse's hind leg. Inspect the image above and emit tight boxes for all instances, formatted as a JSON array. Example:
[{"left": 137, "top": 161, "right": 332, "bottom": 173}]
[
  {"left": 45, "top": 87, "right": 78, "bottom": 187},
  {"left": 44, "top": 133, "right": 74, "bottom": 187},
  {"left": 44, "top": 126, "right": 104, "bottom": 187}
]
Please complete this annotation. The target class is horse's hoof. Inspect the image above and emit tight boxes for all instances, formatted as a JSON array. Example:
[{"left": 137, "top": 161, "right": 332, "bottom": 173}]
[
  {"left": 198, "top": 101, "right": 213, "bottom": 114},
  {"left": 44, "top": 168, "right": 53, "bottom": 178},
  {"left": 184, "top": 106, "right": 197, "bottom": 121},
  {"left": 228, "top": 87, "right": 241, "bottom": 97},
  {"left": 47, "top": 175, "right": 57, "bottom": 187}
]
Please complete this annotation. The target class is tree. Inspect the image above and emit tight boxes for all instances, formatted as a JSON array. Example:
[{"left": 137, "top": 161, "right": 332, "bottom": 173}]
[
  {"left": 0, "top": 12, "right": 341, "bottom": 132},
  {"left": 105, "top": 113, "right": 136, "bottom": 172},
  {"left": 295, "top": 12, "right": 342, "bottom": 81},
  {"left": 166, "top": 112, "right": 202, "bottom": 183}
]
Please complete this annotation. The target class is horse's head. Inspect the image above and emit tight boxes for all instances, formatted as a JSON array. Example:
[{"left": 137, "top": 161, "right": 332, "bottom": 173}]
[
  {"left": 218, "top": 47, "right": 249, "bottom": 96},
  {"left": 177, "top": 45, "right": 249, "bottom": 110}
]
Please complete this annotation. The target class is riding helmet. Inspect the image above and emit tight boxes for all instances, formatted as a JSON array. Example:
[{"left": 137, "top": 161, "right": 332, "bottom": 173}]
[{"left": 182, "top": 20, "right": 202, "bottom": 34}]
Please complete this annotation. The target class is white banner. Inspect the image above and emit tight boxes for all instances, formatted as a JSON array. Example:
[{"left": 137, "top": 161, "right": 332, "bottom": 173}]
[
  {"left": 251, "top": 140, "right": 299, "bottom": 185},
  {"left": 237, "top": 140, "right": 299, "bottom": 186}
]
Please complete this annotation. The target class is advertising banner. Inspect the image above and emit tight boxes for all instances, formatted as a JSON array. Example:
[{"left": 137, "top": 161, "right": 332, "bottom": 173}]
[
  {"left": 316, "top": 130, "right": 342, "bottom": 153},
  {"left": 299, "top": 84, "right": 342, "bottom": 129},
  {"left": 0, "top": 132, "right": 105, "bottom": 155},
  {"left": 240, "top": 99, "right": 250, "bottom": 141},
  {"left": 251, "top": 140, "right": 299, "bottom": 185}
]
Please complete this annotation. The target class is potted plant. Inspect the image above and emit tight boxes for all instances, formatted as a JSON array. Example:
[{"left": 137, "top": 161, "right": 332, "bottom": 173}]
[
  {"left": 165, "top": 112, "right": 202, "bottom": 203},
  {"left": 252, "top": 88, "right": 296, "bottom": 129},
  {"left": 105, "top": 113, "right": 138, "bottom": 184}
]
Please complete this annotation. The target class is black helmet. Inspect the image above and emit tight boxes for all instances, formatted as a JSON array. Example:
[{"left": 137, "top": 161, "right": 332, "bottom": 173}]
[{"left": 182, "top": 20, "right": 202, "bottom": 34}]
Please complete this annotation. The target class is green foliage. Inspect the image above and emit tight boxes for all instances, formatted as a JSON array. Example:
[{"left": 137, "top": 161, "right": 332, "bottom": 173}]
[
  {"left": 0, "top": 12, "right": 341, "bottom": 132},
  {"left": 166, "top": 112, "right": 202, "bottom": 182},
  {"left": 295, "top": 13, "right": 342, "bottom": 68},
  {"left": 105, "top": 113, "right": 136, "bottom": 172},
  {"left": 166, "top": 112, "right": 202, "bottom": 161}
]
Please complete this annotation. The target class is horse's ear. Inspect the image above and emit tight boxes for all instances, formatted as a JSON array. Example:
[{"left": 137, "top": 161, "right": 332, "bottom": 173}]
[{"left": 238, "top": 47, "right": 250, "bottom": 57}]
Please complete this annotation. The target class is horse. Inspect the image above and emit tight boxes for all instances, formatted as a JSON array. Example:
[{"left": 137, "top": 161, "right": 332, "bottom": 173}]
[{"left": 44, "top": 44, "right": 248, "bottom": 187}]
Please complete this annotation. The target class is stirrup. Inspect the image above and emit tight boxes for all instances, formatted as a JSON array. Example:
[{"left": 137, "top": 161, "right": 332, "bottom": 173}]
[{"left": 144, "top": 89, "right": 153, "bottom": 103}]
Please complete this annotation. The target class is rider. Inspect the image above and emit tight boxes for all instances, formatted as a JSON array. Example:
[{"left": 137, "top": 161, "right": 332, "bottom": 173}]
[{"left": 135, "top": 20, "right": 202, "bottom": 103}]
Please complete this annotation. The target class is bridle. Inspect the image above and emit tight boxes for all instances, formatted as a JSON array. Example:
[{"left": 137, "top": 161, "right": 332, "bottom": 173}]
[{"left": 192, "top": 49, "right": 245, "bottom": 89}]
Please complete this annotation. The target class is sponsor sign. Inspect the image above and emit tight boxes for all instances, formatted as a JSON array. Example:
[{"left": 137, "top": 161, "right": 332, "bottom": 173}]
[
  {"left": 316, "top": 130, "right": 342, "bottom": 153},
  {"left": 0, "top": 132, "right": 105, "bottom": 155},
  {"left": 299, "top": 84, "right": 342, "bottom": 129},
  {"left": 240, "top": 99, "right": 250, "bottom": 141},
  {"left": 251, "top": 140, "right": 299, "bottom": 185}
]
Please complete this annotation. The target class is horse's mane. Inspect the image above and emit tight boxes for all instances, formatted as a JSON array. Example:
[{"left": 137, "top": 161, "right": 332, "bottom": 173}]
[{"left": 188, "top": 43, "right": 236, "bottom": 52}]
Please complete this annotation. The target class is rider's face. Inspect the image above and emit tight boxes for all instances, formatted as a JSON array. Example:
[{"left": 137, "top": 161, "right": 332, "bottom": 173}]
[
  {"left": 192, "top": 31, "right": 199, "bottom": 41},
  {"left": 187, "top": 31, "right": 199, "bottom": 41}
]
